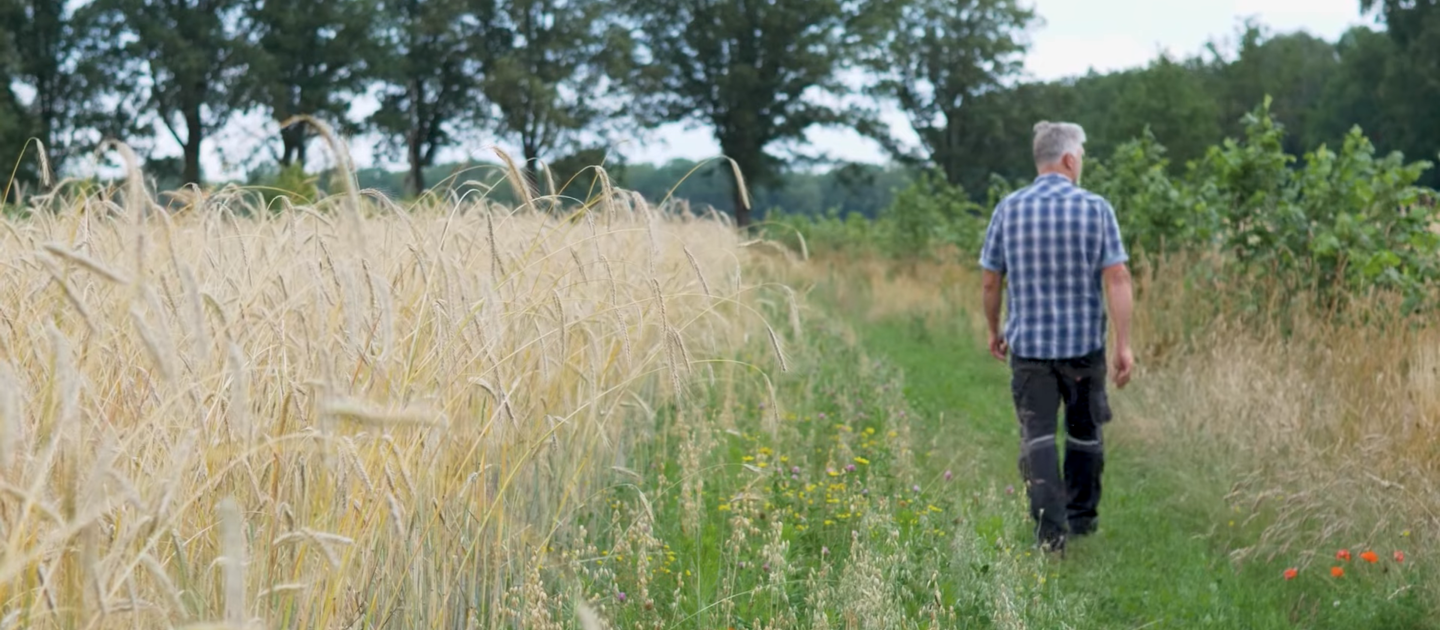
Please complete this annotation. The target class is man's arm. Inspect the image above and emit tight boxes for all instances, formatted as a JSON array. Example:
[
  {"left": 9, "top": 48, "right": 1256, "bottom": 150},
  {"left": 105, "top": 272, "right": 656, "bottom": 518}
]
[
  {"left": 983, "top": 270, "right": 1007, "bottom": 361},
  {"left": 1103, "top": 263, "right": 1134, "bottom": 388}
]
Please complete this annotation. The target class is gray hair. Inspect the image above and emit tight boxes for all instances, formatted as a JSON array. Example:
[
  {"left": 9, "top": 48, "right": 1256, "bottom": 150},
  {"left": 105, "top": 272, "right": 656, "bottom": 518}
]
[{"left": 1032, "top": 121, "right": 1087, "bottom": 166}]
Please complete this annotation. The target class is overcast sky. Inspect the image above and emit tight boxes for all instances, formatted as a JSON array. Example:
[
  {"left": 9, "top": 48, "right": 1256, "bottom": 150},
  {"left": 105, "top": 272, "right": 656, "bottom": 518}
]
[{"left": 189, "top": 0, "right": 1375, "bottom": 179}]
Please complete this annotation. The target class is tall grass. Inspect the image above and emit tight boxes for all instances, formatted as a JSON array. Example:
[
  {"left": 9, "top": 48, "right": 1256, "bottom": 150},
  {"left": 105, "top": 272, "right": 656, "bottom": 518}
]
[
  {"left": 804, "top": 251, "right": 1440, "bottom": 602},
  {"left": 1123, "top": 255, "right": 1440, "bottom": 569},
  {"left": 0, "top": 151, "right": 767, "bottom": 628}
]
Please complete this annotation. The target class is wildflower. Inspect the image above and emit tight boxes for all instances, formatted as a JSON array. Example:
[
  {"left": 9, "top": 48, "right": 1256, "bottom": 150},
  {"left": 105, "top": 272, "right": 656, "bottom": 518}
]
[
  {"left": 1005, "top": 485, "right": 1015, "bottom": 495},
  {"left": 759, "top": 447, "right": 773, "bottom": 456},
  {"left": 854, "top": 457, "right": 870, "bottom": 466},
  {"left": 742, "top": 456, "right": 754, "bottom": 462},
  {"left": 1283, "top": 568, "right": 1298, "bottom": 580},
  {"left": 1336, "top": 549, "right": 1352, "bottom": 562},
  {"left": 791, "top": 474, "right": 799, "bottom": 480},
  {"left": 1403, "top": 529, "right": 1411, "bottom": 537},
  {"left": 845, "top": 464, "right": 856, "bottom": 472},
  {"left": 818, "top": 412, "right": 827, "bottom": 420},
  {"left": 1395, "top": 551, "right": 1406, "bottom": 563},
  {"left": 861, "top": 488, "right": 868, "bottom": 496},
  {"left": 718, "top": 504, "right": 730, "bottom": 512},
  {"left": 943, "top": 470, "right": 952, "bottom": 481},
  {"left": 827, "top": 469, "right": 839, "bottom": 477},
  {"left": 1331, "top": 566, "right": 1345, "bottom": 578},
  {"left": 762, "top": 562, "right": 770, "bottom": 572},
  {"left": 821, "top": 546, "right": 829, "bottom": 557},
  {"left": 912, "top": 484, "right": 921, "bottom": 493},
  {"left": 1361, "top": 550, "right": 1379, "bottom": 563},
  {"left": 617, "top": 591, "right": 627, "bottom": 603}
]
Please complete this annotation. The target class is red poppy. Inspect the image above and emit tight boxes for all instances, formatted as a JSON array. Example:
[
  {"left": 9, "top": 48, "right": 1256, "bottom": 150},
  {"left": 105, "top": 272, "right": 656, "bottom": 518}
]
[
  {"left": 1283, "top": 568, "right": 1298, "bottom": 580},
  {"left": 1336, "top": 549, "right": 1352, "bottom": 561},
  {"left": 1360, "top": 550, "right": 1379, "bottom": 564},
  {"left": 1331, "top": 566, "right": 1345, "bottom": 578},
  {"left": 1394, "top": 551, "right": 1406, "bottom": 563}
]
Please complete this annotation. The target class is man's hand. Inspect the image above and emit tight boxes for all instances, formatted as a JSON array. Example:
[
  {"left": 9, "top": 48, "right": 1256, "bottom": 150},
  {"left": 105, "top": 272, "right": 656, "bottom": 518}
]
[
  {"left": 989, "top": 332, "right": 1009, "bottom": 362},
  {"left": 1112, "top": 345, "right": 1134, "bottom": 389}
]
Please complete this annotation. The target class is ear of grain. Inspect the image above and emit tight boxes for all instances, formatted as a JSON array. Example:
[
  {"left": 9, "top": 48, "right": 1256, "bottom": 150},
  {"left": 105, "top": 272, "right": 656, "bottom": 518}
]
[
  {"left": 0, "top": 361, "right": 21, "bottom": 470},
  {"left": 217, "top": 497, "right": 245, "bottom": 627},
  {"left": 226, "top": 344, "right": 250, "bottom": 443}
]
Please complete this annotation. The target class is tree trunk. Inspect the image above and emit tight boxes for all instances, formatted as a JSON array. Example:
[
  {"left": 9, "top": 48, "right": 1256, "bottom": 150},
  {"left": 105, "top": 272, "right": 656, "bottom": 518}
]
[
  {"left": 408, "top": 135, "right": 426, "bottom": 197},
  {"left": 183, "top": 106, "right": 204, "bottom": 187},
  {"left": 524, "top": 139, "right": 543, "bottom": 204},
  {"left": 729, "top": 166, "right": 751, "bottom": 229},
  {"left": 280, "top": 124, "right": 308, "bottom": 168}
]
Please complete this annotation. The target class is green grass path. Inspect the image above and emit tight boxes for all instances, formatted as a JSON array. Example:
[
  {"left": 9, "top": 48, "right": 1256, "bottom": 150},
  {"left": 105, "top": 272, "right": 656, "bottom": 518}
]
[{"left": 857, "top": 315, "right": 1431, "bottom": 630}]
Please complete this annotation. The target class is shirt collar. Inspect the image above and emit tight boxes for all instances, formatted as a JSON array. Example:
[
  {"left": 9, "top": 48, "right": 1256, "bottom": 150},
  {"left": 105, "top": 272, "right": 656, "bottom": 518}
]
[{"left": 1034, "top": 173, "right": 1073, "bottom": 185}]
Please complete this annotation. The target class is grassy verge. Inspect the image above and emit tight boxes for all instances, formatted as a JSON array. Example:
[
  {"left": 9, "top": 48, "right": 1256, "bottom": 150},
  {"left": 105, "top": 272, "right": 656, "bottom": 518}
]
[
  {"left": 860, "top": 315, "right": 1429, "bottom": 629},
  {"left": 565, "top": 255, "right": 1434, "bottom": 628}
]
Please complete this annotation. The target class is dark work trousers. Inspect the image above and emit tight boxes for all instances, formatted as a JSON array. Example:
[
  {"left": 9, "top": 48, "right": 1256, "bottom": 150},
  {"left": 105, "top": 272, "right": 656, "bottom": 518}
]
[{"left": 1009, "top": 349, "right": 1112, "bottom": 548}]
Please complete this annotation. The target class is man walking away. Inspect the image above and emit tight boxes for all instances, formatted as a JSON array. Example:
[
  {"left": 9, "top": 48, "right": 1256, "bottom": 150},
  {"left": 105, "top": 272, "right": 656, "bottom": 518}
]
[{"left": 978, "top": 121, "right": 1135, "bottom": 554}]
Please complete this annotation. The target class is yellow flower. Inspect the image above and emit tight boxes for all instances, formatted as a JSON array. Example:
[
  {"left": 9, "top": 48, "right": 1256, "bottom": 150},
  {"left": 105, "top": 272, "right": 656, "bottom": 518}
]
[
  {"left": 888, "top": 431, "right": 898, "bottom": 439},
  {"left": 759, "top": 447, "right": 773, "bottom": 456},
  {"left": 758, "top": 462, "right": 768, "bottom": 468},
  {"left": 718, "top": 504, "right": 731, "bottom": 512},
  {"left": 780, "top": 456, "right": 789, "bottom": 463},
  {"left": 824, "top": 520, "right": 834, "bottom": 526},
  {"left": 854, "top": 457, "right": 870, "bottom": 465},
  {"left": 742, "top": 455, "right": 754, "bottom": 462},
  {"left": 928, "top": 505, "right": 942, "bottom": 513}
]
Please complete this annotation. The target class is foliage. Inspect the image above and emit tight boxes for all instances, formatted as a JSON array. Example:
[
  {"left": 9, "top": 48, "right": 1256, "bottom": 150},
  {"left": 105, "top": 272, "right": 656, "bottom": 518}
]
[
  {"left": 90, "top": 0, "right": 251, "bottom": 186},
  {"left": 881, "top": 169, "right": 987, "bottom": 257},
  {"left": 480, "top": 0, "right": 622, "bottom": 183},
  {"left": 1205, "top": 100, "right": 1437, "bottom": 303},
  {"left": 617, "top": 0, "right": 875, "bottom": 227},
  {"left": 1093, "top": 98, "right": 1439, "bottom": 307},
  {"left": 1084, "top": 127, "right": 1218, "bottom": 259},
  {"left": 0, "top": 0, "right": 120, "bottom": 178},
  {"left": 766, "top": 169, "right": 997, "bottom": 259},
  {"left": 862, "top": 0, "right": 1036, "bottom": 186},
  {"left": 255, "top": 162, "right": 320, "bottom": 209},
  {"left": 246, "top": 0, "right": 377, "bottom": 168},
  {"left": 368, "top": 0, "right": 479, "bottom": 196}
]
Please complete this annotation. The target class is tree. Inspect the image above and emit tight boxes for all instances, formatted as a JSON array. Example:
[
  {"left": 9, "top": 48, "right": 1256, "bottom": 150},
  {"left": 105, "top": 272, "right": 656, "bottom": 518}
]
[
  {"left": 91, "top": 0, "right": 250, "bottom": 187},
  {"left": 1359, "top": 0, "right": 1440, "bottom": 186},
  {"left": 0, "top": 21, "right": 38, "bottom": 195},
  {"left": 1318, "top": 27, "right": 1402, "bottom": 148},
  {"left": 863, "top": 0, "right": 1036, "bottom": 187},
  {"left": 247, "top": 0, "right": 378, "bottom": 168},
  {"left": 479, "top": 0, "right": 621, "bottom": 186},
  {"left": 0, "top": 0, "right": 115, "bottom": 178},
  {"left": 619, "top": 0, "right": 872, "bottom": 228},
  {"left": 1208, "top": 24, "right": 1339, "bottom": 155},
  {"left": 369, "top": 0, "right": 486, "bottom": 197}
]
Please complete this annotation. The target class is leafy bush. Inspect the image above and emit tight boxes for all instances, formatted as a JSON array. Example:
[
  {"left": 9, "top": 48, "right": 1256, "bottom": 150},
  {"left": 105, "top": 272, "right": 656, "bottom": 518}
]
[
  {"left": 1091, "top": 97, "right": 1438, "bottom": 308},
  {"left": 765, "top": 170, "right": 1002, "bottom": 261},
  {"left": 879, "top": 170, "right": 987, "bottom": 257},
  {"left": 771, "top": 98, "right": 1439, "bottom": 311},
  {"left": 255, "top": 163, "right": 320, "bottom": 210}
]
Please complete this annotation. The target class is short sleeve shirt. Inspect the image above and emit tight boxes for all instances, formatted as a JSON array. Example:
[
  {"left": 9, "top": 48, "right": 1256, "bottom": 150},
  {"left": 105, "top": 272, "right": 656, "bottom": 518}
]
[{"left": 978, "top": 173, "right": 1128, "bottom": 360}]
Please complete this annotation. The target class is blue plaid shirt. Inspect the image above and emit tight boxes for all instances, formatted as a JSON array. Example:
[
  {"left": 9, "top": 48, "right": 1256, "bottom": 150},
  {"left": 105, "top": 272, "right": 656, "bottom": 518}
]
[{"left": 979, "top": 173, "right": 1128, "bottom": 360}]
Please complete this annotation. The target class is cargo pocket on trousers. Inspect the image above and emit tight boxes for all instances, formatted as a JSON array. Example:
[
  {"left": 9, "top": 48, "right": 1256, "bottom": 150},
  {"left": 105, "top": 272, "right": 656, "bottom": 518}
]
[{"left": 1090, "top": 380, "right": 1113, "bottom": 425}]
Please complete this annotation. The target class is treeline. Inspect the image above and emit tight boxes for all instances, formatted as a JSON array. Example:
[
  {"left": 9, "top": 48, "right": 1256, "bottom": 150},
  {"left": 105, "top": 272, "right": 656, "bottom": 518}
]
[
  {"left": 2, "top": 1, "right": 1439, "bottom": 225},
  {"left": 340, "top": 158, "right": 914, "bottom": 219}
]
